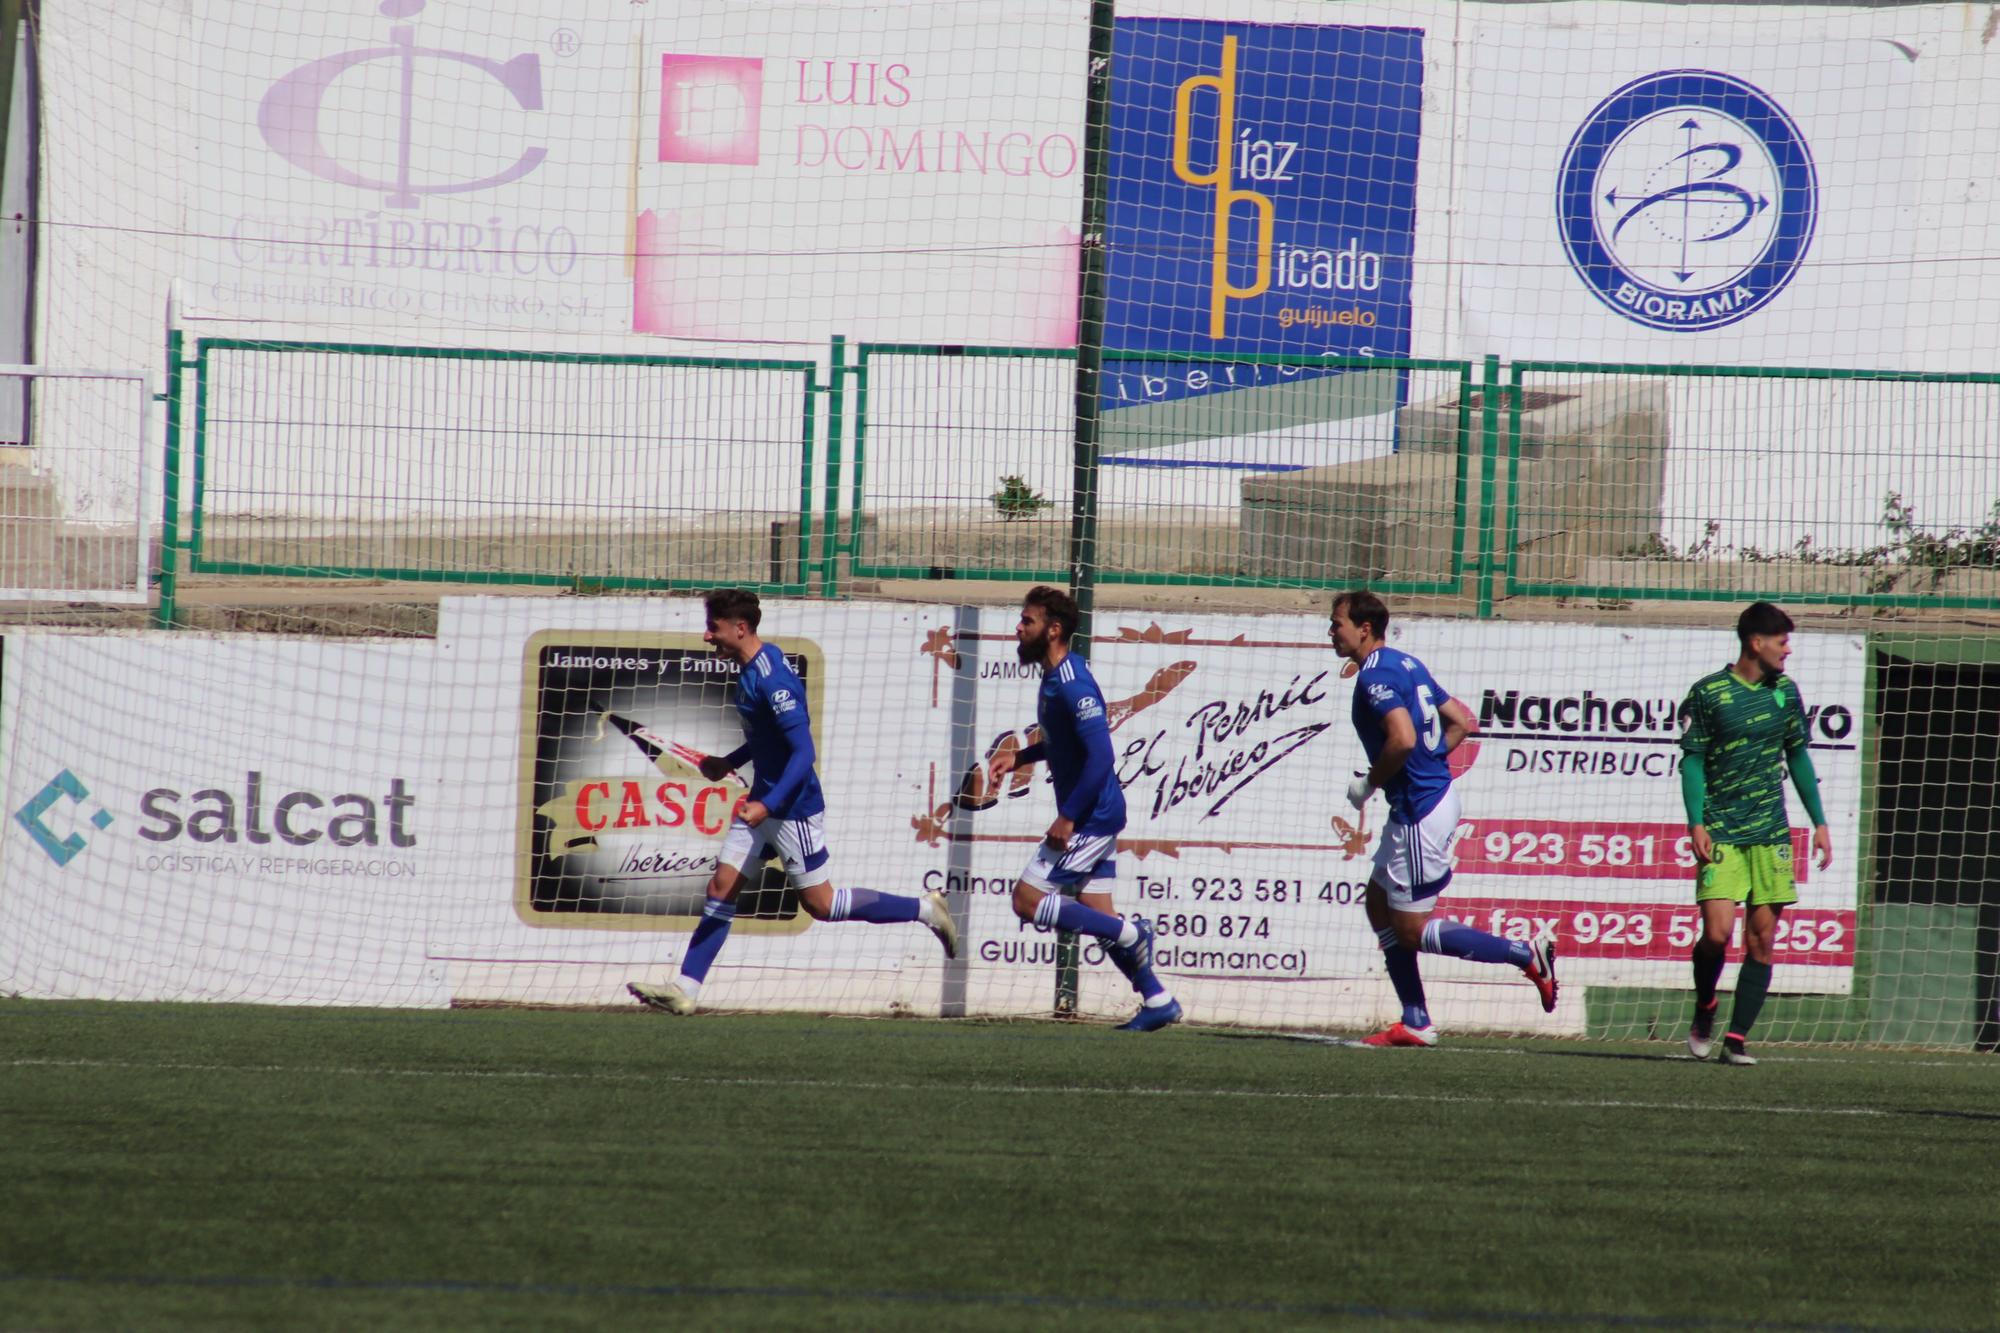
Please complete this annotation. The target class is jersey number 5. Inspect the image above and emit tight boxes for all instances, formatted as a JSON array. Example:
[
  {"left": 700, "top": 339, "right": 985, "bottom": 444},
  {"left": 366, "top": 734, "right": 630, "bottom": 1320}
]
[{"left": 1416, "top": 685, "right": 1442, "bottom": 752}]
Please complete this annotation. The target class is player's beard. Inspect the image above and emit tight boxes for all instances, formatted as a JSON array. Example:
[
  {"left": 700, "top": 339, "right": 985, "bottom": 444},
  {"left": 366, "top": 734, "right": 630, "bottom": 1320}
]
[{"left": 1016, "top": 627, "right": 1051, "bottom": 667}]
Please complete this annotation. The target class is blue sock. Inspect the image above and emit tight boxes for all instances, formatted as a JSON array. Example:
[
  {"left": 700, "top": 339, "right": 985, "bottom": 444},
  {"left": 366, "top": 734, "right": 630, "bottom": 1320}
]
[
  {"left": 1104, "top": 940, "right": 1169, "bottom": 1001},
  {"left": 1034, "top": 893, "right": 1126, "bottom": 942},
  {"left": 1421, "top": 918, "right": 1530, "bottom": 968},
  {"left": 828, "top": 888, "right": 920, "bottom": 924},
  {"left": 680, "top": 898, "right": 737, "bottom": 984},
  {"left": 1376, "top": 926, "right": 1431, "bottom": 1029}
]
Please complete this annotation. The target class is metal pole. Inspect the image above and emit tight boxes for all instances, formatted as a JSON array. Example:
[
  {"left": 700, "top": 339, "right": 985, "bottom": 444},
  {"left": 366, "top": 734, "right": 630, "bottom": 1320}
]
[
  {"left": 822, "top": 333, "right": 845, "bottom": 597},
  {"left": 1475, "top": 353, "right": 1501, "bottom": 619},
  {"left": 941, "top": 605, "right": 980, "bottom": 1018},
  {"left": 156, "top": 323, "right": 182, "bottom": 628},
  {"left": 1056, "top": 0, "right": 1117, "bottom": 1017}
]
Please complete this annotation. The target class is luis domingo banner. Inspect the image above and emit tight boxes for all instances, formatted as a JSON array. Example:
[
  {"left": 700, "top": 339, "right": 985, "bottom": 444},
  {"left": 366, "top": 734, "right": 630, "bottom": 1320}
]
[{"left": 1103, "top": 19, "right": 1422, "bottom": 409}]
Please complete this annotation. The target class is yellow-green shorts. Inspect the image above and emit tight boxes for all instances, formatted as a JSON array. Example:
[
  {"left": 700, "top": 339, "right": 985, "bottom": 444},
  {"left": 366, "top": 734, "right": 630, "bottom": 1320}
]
[{"left": 1695, "top": 842, "right": 1798, "bottom": 908}]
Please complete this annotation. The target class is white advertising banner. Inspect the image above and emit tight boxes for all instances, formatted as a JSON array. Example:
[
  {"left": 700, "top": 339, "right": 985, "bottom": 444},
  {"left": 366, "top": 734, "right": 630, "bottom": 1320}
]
[
  {"left": 932, "top": 610, "right": 1861, "bottom": 1015},
  {"left": 631, "top": 3, "right": 1086, "bottom": 347},
  {"left": 1456, "top": 10, "right": 1923, "bottom": 368},
  {"left": 1434, "top": 621, "right": 1862, "bottom": 989},
  {"left": 126, "top": 0, "right": 1087, "bottom": 350},
  {"left": 34, "top": 1, "right": 2000, "bottom": 369},
  {"left": 186, "top": 2, "right": 635, "bottom": 338},
  {"left": 1444, "top": 5, "right": 2000, "bottom": 555},
  {"left": 434, "top": 597, "right": 1861, "bottom": 1025},
  {"left": 426, "top": 596, "right": 963, "bottom": 1014},
  {"left": 0, "top": 632, "right": 446, "bottom": 1006},
  {"left": 0, "top": 602, "right": 1861, "bottom": 1019}
]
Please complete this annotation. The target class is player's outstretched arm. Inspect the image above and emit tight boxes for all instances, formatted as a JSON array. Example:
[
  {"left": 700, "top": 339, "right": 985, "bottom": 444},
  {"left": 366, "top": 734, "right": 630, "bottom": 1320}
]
[
  {"left": 700, "top": 744, "right": 753, "bottom": 782},
  {"left": 1007, "top": 737, "right": 1046, "bottom": 771}
]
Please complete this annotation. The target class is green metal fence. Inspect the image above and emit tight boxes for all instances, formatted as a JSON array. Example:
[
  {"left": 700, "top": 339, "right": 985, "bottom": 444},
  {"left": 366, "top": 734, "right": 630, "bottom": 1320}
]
[
  {"left": 1502, "top": 362, "right": 2000, "bottom": 611},
  {"left": 845, "top": 343, "right": 1477, "bottom": 593},
  {"left": 159, "top": 337, "right": 822, "bottom": 623},
  {"left": 156, "top": 334, "right": 2000, "bottom": 624},
  {"left": 846, "top": 342, "right": 1076, "bottom": 585}
]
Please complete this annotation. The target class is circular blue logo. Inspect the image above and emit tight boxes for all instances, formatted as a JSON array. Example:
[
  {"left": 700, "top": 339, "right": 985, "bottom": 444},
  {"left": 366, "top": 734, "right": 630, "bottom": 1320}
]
[{"left": 1558, "top": 71, "right": 1816, "bottom": 332}]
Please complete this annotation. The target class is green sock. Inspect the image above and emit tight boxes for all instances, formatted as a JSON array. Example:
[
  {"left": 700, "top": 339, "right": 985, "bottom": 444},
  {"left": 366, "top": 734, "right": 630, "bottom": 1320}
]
[{"left": 1729, "top": 959, "right": 1773, "bottom": 1038}]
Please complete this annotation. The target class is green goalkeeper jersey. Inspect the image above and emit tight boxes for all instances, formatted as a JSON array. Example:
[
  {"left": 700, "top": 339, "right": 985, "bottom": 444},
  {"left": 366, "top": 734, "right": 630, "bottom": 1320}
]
[{"left": 1678, "top": 666, "right": 1808, "bottom": 846}]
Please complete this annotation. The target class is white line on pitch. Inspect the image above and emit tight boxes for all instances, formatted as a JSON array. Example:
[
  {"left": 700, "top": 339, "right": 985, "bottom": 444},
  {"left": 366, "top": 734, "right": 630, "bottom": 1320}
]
[
  {"left": 1223, "top": 1032, "right": 1984, "bottom": 1070},
  {"left": 7, "top": 1057, "right": 1961, "bottom": 1120}
]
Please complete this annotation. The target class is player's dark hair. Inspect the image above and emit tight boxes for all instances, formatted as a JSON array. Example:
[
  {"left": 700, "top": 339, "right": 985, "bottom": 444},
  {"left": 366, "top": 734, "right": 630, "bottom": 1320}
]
[
  {"left": 1024, "top": 585, "right": 1080, "bottom": 643},
  {"left": 1737, "top": 601, "right": 1793, "bottom": 649},
  {"left": 705, "top": 587, "right": 762, "bottom": 632},
  {"left": 1332, "top": 589, "right": 1390, "bottom": 638}
]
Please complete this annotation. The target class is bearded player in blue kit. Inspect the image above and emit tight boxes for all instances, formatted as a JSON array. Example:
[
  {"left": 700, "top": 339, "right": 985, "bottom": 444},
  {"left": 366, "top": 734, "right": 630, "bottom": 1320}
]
[
  {"left": 1330, "top": 590, "right": 1557, "bottom": 1046},
  {"left": 987, "top": 586, "right": 1182, "bottom": 1031},
  {"left": 628, "top": 588, "right": 959, "bottom": 1015}
]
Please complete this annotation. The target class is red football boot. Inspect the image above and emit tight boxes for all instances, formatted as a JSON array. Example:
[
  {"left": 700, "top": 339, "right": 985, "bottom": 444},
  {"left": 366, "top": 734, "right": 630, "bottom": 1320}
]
[{"left": 1361, "top": 1021, "right": 1439, "bottom": 1048}]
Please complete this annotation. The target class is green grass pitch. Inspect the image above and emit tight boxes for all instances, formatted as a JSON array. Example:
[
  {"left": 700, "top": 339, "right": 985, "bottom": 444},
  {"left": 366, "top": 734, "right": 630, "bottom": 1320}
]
[{"left": 3, "top": 1000, "right": 1997, "bottom": 1331}]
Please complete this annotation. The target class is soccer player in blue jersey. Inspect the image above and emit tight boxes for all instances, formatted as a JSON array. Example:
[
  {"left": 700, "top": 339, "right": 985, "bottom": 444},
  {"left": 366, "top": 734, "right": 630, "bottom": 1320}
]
[
  {"left": 987, "top": 586, "right": 1182, "bottom": 1031},
  {"left": 1330, "top": 590, "right": 1556, "bottom": 1047},
  {"left": 628, "top": 589, "right": 959, "bottom": 1015}
]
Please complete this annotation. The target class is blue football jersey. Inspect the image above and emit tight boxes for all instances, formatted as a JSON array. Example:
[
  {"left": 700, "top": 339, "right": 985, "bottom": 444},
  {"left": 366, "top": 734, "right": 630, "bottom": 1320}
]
[
  {"left": 733, "top": 643, "right": 825, "bottom": 820},
  {"left": 1351, "top": 647, "right": 1453, "bottom": 823},
  {"left": 1035, "top": 653, "right": 1126, "bottom": 837}
]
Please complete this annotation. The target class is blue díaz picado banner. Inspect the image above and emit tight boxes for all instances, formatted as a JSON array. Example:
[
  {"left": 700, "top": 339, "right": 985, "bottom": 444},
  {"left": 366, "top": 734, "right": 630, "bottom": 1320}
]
[{"left": 1104, "top": 20, "right": 1422, "bottom": 413}]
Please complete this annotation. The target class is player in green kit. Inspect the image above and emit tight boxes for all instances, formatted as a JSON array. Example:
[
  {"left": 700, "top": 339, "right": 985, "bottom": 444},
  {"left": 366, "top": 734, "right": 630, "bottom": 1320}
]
[{"left": 1678, "top": 602, "right": 1834, "bottom": 1065}]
